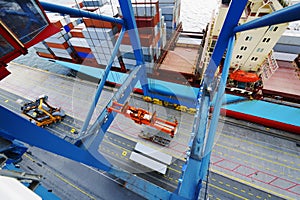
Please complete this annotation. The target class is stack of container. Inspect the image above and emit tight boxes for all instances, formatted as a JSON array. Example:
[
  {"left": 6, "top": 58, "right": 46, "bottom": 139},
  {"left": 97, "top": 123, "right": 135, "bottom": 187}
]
[
  {"left": 81, "top": 5, "right": 121, "bottom": 67},
  {"left": 69, "top": 23, "right": 99, "bottom": 67},
  {"left": 117, "top": 0, "right": 165, "bottom": 70},
  {"left": 34, "top": 41, "right": 55, "bottom": 59},
  {"left": 34, "top": 13, "right": 82, "bottom": 63},
  {"left": 34, "top": 0, "right": 173, "bottom": 72},
  {"left": 159, "top": 0, "right": 181, "bottom": 39}
]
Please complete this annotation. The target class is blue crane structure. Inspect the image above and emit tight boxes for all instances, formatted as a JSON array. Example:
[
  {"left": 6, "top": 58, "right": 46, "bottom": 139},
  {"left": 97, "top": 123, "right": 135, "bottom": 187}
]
[{"left": 0, "top": 0, "right": 300, "bottom": 199}]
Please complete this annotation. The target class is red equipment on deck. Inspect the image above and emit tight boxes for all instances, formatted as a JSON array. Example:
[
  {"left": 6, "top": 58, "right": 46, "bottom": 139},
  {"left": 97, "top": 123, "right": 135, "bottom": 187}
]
[
  {"left": 229, "top": 70, "right": 260, "bottom": 82},
  {"left": 107, "top": 101, "right": 178, "bottom": 138}
]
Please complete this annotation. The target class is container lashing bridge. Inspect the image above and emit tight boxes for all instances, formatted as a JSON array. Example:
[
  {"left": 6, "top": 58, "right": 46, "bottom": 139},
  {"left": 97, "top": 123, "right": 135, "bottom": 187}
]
[{"left": 0, "top": 0, "right": 300, "bottom": 199}]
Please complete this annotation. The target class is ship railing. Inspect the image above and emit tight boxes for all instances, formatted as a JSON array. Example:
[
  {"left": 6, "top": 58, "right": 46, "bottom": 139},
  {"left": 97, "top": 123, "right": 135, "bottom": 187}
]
[{"left": 263, "top": 50, "right": 279, "bottom": 79}]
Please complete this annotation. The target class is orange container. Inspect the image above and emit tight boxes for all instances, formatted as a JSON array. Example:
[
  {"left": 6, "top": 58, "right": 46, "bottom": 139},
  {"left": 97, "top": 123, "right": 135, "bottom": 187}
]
[
  {"left": 46, "top": 41, "right": 69, "bottom": 49},
  {"left": 37, "top": 52, "right": 55, "bottom": 59}
]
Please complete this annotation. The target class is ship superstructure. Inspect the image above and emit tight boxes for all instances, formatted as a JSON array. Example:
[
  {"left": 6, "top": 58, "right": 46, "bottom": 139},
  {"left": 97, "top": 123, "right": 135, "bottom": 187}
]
[{"left": 207, "top": 0, "right": 291, "bottom": 98}]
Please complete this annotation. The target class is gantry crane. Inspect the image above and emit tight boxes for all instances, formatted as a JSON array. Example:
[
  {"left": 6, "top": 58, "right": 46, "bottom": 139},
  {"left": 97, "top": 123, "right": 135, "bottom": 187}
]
[{"left": 0, "top": 1, "right": 300, "bottom": 200}]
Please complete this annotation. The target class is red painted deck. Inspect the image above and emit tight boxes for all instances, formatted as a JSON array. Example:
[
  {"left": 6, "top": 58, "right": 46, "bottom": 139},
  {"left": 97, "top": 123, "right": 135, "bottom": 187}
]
[
  {"left": 263, "top": 60, "right": 300, "bottom": 100},
  {"left": 159, "top": 47, "right": 198, "bottom": 74}
]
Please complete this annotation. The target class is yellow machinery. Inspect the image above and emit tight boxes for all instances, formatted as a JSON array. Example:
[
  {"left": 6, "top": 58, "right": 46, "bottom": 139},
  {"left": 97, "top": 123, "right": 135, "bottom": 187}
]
[{"left": 21, "top": 95, "right": 65, "bottom": 127}]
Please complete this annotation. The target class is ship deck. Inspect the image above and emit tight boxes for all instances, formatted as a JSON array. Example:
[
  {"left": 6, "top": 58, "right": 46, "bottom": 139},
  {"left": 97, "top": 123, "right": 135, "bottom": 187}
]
[
  {"left": 159, "top": 46, "right": 199, "bottom": 75},
  {"left": 0, "top": 62, "right": 299, "bottom": 200},
  {"left": 263, "top": 60, "right": 300, "bottom": 101}
]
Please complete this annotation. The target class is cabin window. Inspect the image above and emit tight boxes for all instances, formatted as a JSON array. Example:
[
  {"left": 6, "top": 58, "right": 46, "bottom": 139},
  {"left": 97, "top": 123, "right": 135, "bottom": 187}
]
[
  {"left": 211, "top": 40, "right": 216, "bottom": 48},
  {"left": 251, "top": 57, "right": 258, "bottom": 61},
  {"left": 257, "top": 48, "right": 264, "bottom": 52},
  {"left": 262, "top": 38, "right": 271, "bottom": 43},
  {"left": 245, "top": 36, "right": 252, "bottom": 41},
  {"left": 240, "top": 46, "right": 247, "bottom": 51},
  {"left": 269, "top": 26, "right": 278, "bottom": 31},
  {"left": 269, "top": 26, "right": 274, "bottom": 31},
  {"left": 236, "top": 55, "right": 243, "bottom": 59}
]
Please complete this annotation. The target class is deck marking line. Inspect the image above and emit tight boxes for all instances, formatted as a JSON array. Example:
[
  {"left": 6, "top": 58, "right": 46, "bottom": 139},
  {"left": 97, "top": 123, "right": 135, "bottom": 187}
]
[
  {"left": 212, "top": 168, "right": 296, "bottom": 200},
  {"left": 217, "top": 143, "right": 300, "bottom": 172},
  {"left": 209, "top": 183, "right": 249, "bottom": 200},
  {"left": 54, "top": 173, "right": 96, "bottom": 200}
]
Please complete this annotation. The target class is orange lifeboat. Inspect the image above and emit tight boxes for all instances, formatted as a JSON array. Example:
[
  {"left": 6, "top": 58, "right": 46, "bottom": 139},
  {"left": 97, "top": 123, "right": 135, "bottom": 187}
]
[{"left": 229, "top": 70, "right": 259, "bottom": 83}]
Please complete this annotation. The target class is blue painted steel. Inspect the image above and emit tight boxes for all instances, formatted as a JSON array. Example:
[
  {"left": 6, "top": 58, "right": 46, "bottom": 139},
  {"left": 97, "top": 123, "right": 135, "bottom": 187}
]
[
  {"left": 0, "top": 105, "right": 111, "bottom": 171},
  {"left": 39, "top": 1, "right": 124, "bottom": 25},
  {"left": 176, "top": 93, "right": 210, "bottom": 199},
  {"left": 80, "top": 27, "right": 126, "bottom": 135},
  {"left": 199, "top": 36, "right": 235, "bottom": 186},
  {"left": 118, "top": 0, "right": 144, "bottom": 66},
  {"left": 0, "top": 139, "right": 27, "bottom": 164},
  {"left": 204, "top": 36, "right": 235, "bottom": 156},
  {"left": 234, "top": 3, "right": 300, "bottom": 33},
  {"left": 204, "top": 0, "right": 248, "bottom": 86},
  {"left": 117, "top": 0, "right": 149, "bottom": 97},
  {"left": 177, "top": 0, "right": 246, "bottom": 197}
]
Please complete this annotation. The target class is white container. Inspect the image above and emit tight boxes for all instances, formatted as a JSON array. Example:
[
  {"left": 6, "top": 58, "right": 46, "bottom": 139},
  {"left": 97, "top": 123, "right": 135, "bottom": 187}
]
[
  {"left": 160, "top": 6, "right": 174, "bottom": 15},
  {"left": 118, "top": 5, "right": 157, "bottom": 17},
  {"left": 34, "top": 42, "right": 47, "bottom": 49},
  {"left": 119, "top": 44, "right": 134, "bottom": 54},
  {"left": 69, "top": 38, "right": 89, "bottom": 48},
  {"left": 33, "top": 47, "right": 52, "bottom": 54},
  {"left": 86, "top": 38, "right": 114, "bottom": 48},
  {"left": 123, "top": 58, "right": 137, "bottom": 66},
  {"left": 51, "top": 47, "right": 73, "bottom": 55},
  {"left": 83, "top": 27, "right": 115, "bottom": 40}
]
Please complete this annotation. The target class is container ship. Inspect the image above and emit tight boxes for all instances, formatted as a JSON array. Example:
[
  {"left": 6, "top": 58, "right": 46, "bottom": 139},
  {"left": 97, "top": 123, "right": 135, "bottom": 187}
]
[{"left": 0, "top": 0, "right": 299, "bottom": 200}]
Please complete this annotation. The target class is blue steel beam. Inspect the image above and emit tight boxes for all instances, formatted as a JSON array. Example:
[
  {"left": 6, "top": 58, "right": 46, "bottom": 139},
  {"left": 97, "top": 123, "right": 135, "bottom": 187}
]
[
  {"left": 176, "top": 92, "right": 210, "bottom": 199},
  {"left": 39, "top": 1, "right": 124, "bottom": 25},
  {"left": 234, "top": 3, "right": 300, "bottom": 34},
  {"left": 118, "top": 0, "right": 149, "bottom": 97},
  {"left": 80, "top": 27, "right": 126, "bottom": 135},
  {"left": 204, "top": 0, "right": 248, "bottom": 86},
  {"left": 0, "top": 105, "right": 111, "bottom": 171},
  {"left": 79, "top": 65, "right": 146, "bottom": 150},
  {"left": 199, "top": 36, "right": 235, "bottom": 187},
  {"left": 177, "top": 0, "right": 247, "bottom": 198},
  {"left": 118, "top": 0, "right": 144, "bottom": 66}
]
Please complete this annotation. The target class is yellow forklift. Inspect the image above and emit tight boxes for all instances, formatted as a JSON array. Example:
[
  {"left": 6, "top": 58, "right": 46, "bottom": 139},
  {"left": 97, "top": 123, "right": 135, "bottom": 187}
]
[{"left": 21, "top": 95, "right": 65, "bottom": 127}]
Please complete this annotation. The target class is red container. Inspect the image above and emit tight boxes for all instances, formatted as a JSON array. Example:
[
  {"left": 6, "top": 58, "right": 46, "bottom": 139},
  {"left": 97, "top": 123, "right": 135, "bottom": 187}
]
[
  {"left": 136, "top": 12, "right": 160, "bottom": 28},
  {"left": 37, "top": 52, "right": 55, "bottom": 59},
  {"left": 46, "top": 41, "right": 69, "bottom": 49},
  {"left": 73, "top": 46, "right": 91, "bottom": 53},
  {"left": 83, "top": 18, "right": 120, "bottom": 29},
  {"left": 70, "top": 29, "right": 84, "bottom": 38}
]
